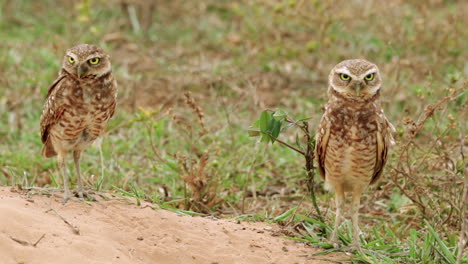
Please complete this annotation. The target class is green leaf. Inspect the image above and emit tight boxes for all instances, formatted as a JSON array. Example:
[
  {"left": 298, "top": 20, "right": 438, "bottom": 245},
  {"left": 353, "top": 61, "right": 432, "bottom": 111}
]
[
  {"left": 296, "top": 116, "right": 313, "bottom": 122},
  {"left": 270, "top": 119, "right": 282, "bottom": 142},
  {"left": 294, "top": 214, "right": 332, "bottom": 232},
  {"left": 273, "top": 109, "right": 288, "bottom": 120},
  {"left": 251, "top": 119, "right": 260, "bottom": 128},
  {"left": 409, "top": 229, "right": 419, "bottom": 260},
  {"left": 260, "top": 133, "right": 270, "bottom": 143},
  {"left": 281, "top": 122, "right": 295, "bottom": 132},
  {"left": 259, "top": 111, "right": 271, "bottom": 132},
  {"left": 384, "top": 225, "right": 399, "bottom": 244},
  {"left": 422, "top": 232, "right": 434, "bottom": 263},
  {"left": 247, "top": 128, "right": 260, "bottom": 137},
  {"left": 274, "top": 206, "right": 297, "bottom": 222},
  {"left": 425, "top": 220, "right": 456, "bottom": 263}
]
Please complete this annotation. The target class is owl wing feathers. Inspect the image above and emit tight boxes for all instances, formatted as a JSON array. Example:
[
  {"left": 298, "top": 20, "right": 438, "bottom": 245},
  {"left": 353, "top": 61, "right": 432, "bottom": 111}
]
[
  {"left": 40, "top": 74, "right": 68, "bottom": 157},
  {"left": 370, "top": 111, "right": 395, "bottom": 184},
  {"left": 107, "top": 89, "right": 117, "bottom": 120},
  {"left": 45, "top": 72, "right": 66, "bottom": 98},
  {"left": 315, "top": 111, "right": 330, "bottom": 180}
]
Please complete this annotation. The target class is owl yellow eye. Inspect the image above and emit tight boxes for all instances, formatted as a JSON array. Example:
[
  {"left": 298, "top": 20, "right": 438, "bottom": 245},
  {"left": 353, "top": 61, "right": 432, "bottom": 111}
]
[
  {"left": 340, "top": 74, "right": 351, "bottom": 81},
  {"left": 68, "top": 57, "right": 75, "bottom": 64},
  {"left": 365, "top": 73, "right": 374, "bottom": 81},
  {"left": 89, "top": 58, "right": 100, "bottom": 65}
]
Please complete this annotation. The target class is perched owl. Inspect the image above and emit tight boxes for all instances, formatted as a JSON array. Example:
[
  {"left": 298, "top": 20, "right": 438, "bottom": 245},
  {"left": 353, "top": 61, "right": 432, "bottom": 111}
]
[
  {"left": 315, "top": 59, "right": 394, "bottom": 250},
  {"left": 40, "top": 44, "right": 117, "bottom": 204}
]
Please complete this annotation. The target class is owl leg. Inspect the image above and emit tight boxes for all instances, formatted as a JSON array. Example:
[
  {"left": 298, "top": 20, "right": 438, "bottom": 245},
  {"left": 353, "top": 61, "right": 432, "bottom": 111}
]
[
  {"left": 58, "top": 152, "right": 72, "bottom": 204},
  {"left": 350, "top": 187, "right": 364, "bottom": 251},
  {"left": 73, "top": 150, "right": 84, "bottom": 199},
  {"left": 330, "top": 184, "right": 345, "bottom": 248}
]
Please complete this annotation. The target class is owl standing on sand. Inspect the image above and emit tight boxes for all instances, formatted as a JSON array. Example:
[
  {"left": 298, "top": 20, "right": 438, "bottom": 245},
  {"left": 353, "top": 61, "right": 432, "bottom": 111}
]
[
  {"left": 40, "top": 44, "right": 117, "bottom": 204},
  {"left": 315, "top": 59, "right": 394, "bottom": 249}
]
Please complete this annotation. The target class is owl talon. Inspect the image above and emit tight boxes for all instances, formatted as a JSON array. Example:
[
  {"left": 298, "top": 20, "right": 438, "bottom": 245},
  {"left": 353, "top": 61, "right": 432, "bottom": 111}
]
[
  {"left": 60, "top": 190, "right": 74, "bottom": 205},
  {"left": 333, "top": 243, "right": 340, "bottom": 249},
  {"left": 75, "top": 187, "right": 85, "bottom": 199},
  {"left": 348, "top": 244, "right": 362, "bottom": 252},
  {"left": 331, "top": 240, "right": 342, "bottom": 249},
  {"left": 61, "top": 196, "right": 70, "bottom": 205},
  {"left": 73, "top": 190, "right": 99, "bottom": 202}
]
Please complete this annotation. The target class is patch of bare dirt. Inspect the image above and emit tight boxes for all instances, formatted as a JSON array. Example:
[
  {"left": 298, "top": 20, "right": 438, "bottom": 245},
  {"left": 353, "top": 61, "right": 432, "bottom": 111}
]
[{"left": 0, "top": 187, "right": 339, "bottom": 264}]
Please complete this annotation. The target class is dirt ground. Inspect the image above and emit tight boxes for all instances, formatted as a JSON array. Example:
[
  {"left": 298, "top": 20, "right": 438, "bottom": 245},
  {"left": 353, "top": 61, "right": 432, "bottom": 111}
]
[{"left": 0, "top": 186, "right": 340, "bottom": 264}]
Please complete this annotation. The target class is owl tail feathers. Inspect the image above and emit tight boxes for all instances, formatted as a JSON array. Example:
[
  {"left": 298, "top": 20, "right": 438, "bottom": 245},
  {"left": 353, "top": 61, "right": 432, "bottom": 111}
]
[{"left": 42, "top": 139, "right": 57, "bottom": 158}]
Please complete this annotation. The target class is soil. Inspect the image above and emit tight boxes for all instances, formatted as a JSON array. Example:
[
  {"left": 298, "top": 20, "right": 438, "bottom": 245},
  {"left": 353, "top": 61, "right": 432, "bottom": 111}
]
[{"left": 0, "top": 187, "right": 340, "bottom": 264}]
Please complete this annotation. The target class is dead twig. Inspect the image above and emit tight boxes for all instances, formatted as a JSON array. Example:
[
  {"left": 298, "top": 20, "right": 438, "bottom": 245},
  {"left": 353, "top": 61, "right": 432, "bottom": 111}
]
[
  {"left": 46, "top": 208, "right": 80, "bottom": 235},
  {"left": 9, "top": 236, "right": 29, "bottom": 246},
  {"left": 32, "top": 233, "right": 46, "bottom": 247},
  {"left": 9, "top": 233, "right": 46, "bottom": 247}
]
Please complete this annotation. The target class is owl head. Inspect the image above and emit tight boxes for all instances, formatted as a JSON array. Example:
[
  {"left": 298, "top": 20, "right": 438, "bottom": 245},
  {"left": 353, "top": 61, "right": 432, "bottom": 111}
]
[
  {"left": 328, "top": 59, "right": 382, "bottom": 101},
  {"left": 62, "top": 44, "right": 111, "bottom": 79}
]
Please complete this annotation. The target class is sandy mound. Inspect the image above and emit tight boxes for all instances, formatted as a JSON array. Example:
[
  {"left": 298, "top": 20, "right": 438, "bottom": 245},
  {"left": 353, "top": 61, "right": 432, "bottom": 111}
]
[{"left": 0, "top": 187, "right": 337, "bottom": 264}]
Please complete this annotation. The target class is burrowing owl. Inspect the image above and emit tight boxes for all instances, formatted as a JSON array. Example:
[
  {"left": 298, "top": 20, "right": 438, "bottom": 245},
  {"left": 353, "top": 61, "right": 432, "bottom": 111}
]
[
  {"left": 315, "top": 59, "right": 394, "bottom": 249},
  {"left": 40, "top": 44, "right": 117, "bottom": 204}
]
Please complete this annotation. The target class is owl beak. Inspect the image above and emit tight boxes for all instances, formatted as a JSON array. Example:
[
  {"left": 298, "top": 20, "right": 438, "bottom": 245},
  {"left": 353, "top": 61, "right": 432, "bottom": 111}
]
[
  {"left": 354, "top": 82, "right": 364, "bottom": 96},
  {"left": 77, "top": 64, "right": 88, "bottom": 79}
]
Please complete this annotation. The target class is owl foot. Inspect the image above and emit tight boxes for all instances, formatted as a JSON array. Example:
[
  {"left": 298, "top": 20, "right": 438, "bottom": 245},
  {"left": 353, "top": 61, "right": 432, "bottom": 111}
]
[
  {"left": 73, "top": 189, "right": 99, "bottom": 202},
  {"left": 60, "top": 190, "right": 77, "bottom": 205},
  {"left": 332, "top": 241, "right": 343, "bottom": 249},
  {"left": 346, "top": 243, "right": 362, "bottom": 253},
  {"left": 330, "top": 231, "right": 342, "bottom": 249},
  {"left": 330, "top": 237, "right": 342, "bottom": 249}
]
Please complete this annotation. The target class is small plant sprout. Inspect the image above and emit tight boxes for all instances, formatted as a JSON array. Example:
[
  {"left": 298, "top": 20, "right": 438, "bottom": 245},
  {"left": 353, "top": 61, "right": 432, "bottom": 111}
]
[{"left": 249, "top": 109, "right": 323, "bottom": 222}]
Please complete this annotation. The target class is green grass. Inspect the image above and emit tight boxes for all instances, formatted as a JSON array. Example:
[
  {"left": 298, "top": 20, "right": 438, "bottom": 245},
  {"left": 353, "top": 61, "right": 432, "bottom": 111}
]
[{"left": 0, "top": 0, "right": 466, "bottom": 263}]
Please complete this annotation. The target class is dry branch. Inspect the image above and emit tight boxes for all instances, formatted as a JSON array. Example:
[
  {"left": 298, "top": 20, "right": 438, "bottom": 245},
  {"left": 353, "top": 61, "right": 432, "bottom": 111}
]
[{"left": 46, "top": 209, "right": 80, "bottom": 235}]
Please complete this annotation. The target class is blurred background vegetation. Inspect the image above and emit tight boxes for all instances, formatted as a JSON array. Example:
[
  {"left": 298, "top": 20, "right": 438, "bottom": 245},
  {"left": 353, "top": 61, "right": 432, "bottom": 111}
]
[{"left": 0, "top": 0, "right": 466, "bottom": 262}]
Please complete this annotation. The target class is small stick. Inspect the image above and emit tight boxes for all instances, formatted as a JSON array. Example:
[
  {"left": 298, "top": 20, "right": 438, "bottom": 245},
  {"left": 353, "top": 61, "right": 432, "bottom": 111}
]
[
  {"left": 46, "top": 209, "right": 80, "bottom": 235},
  {"left": 9, "top": 233, "right": 46, "bottom": 247},
  {"left": 9, "top": 236, "right": 29, "bottom": 246},
  {"left": 33, "top": 233, "right": 46, "bottom": 247}
]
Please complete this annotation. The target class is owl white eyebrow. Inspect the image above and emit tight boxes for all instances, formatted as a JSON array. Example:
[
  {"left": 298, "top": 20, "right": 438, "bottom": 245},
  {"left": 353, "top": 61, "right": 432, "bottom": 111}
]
[
  {"left": 335, "top": 68, "right": 357, "bottom": 79},
  {"left": 66, "top": 53, "right": 77, "bottom": 60},
  {"left": 359, "top": 69, "right": 377, "bottom": 78},
  {"left": 86, "top": 55, "right": 100, "bottom": 61}
]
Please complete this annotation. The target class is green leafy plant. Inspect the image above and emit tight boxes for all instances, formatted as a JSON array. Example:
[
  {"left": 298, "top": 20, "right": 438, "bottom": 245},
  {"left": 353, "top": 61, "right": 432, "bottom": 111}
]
[{"left": 249, "top": 109, "right": 323, "bottom": 222}]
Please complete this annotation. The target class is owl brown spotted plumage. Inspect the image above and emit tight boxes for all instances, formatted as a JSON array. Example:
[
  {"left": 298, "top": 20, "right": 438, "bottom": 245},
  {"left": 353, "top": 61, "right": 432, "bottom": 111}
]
[
  {"left": 315, "top": 59, "right": 394, "bottom": 250},
  {"left": 40, "top": 44, "right": 117, "bottom": 204}
]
